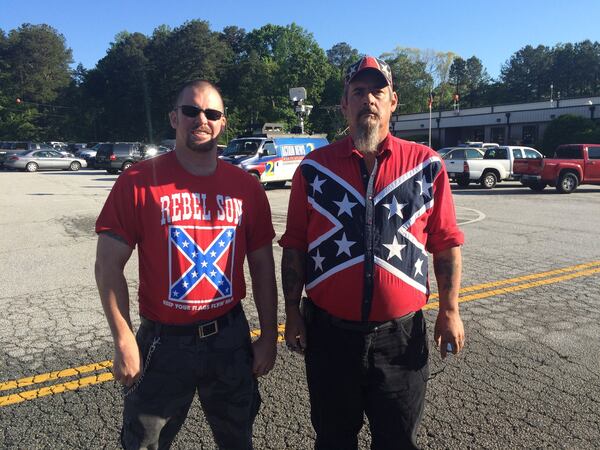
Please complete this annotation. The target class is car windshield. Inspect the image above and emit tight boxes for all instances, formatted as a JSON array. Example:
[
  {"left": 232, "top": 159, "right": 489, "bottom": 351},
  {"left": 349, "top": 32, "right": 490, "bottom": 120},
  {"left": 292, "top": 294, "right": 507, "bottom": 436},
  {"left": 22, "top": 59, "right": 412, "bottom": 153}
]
[{"left": 222, "top": 139, "right": 261, "bottom": 156}]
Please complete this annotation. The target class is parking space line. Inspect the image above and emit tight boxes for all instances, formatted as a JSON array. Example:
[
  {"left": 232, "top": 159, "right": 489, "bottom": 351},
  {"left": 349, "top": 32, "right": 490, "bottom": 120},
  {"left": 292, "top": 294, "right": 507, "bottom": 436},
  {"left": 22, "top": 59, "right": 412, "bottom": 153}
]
[{"left": 1, "top": 263, "right": 598, "bottom": 407}]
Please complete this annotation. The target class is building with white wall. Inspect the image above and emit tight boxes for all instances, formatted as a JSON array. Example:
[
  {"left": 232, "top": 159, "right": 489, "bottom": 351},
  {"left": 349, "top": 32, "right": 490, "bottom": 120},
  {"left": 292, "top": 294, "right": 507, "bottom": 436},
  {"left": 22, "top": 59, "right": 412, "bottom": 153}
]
[{"left": 391, "top": 97, "right": 599, "bottom": 148}]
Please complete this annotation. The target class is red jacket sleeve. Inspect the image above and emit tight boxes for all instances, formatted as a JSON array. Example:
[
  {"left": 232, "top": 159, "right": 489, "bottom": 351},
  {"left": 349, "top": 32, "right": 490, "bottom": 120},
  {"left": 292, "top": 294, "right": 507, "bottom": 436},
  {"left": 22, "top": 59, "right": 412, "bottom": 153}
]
[{"left": 425, "top": 162, "right": 464, "bottom": 254}]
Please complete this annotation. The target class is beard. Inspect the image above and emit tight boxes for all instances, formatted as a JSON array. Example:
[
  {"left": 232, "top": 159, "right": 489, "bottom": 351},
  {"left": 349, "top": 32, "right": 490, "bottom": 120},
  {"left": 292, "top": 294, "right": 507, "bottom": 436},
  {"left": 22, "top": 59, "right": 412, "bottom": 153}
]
[
  {"left": 353, "top": 109, "right": 381, "bottom": 153},
  {"left": 185, "top": 128, "right": 219, "bottom": 154}
]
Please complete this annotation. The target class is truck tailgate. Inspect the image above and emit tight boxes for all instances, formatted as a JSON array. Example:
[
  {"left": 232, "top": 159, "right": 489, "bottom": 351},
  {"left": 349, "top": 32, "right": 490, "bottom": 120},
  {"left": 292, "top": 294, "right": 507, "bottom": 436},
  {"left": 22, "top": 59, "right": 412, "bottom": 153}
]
[{"left": 513, "top": 158, "right": 544, "bottom": 175}]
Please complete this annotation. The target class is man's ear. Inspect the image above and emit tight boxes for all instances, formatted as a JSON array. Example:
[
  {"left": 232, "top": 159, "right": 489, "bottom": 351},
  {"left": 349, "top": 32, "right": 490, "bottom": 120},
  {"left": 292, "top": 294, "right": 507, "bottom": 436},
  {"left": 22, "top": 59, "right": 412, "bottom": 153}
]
[
  {"left": 390, "top": 90, "right": 398, "bottom": 113},
  {"left": 340, "top": 95, "right": 348, "bottom": 119},
  {"left": 169, "top": 110, "right": 178, "bottom": 129}
]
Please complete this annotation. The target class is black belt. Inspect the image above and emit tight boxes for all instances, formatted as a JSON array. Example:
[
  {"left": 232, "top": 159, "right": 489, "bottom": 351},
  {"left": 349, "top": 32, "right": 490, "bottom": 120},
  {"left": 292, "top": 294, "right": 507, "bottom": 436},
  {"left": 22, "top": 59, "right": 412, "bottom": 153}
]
[
  {"left": 140, "top": 303, "right": 242, "bottom": 338},
  {"left": 308, "top": 299, "right": 417, "bottom": 333}
]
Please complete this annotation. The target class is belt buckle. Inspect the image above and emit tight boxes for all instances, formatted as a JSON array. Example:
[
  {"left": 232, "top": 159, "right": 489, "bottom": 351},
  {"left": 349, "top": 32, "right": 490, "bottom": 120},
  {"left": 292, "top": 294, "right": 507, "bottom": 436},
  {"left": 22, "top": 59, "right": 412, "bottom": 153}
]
[{"left": 199, "top": 320, "right": 218, "bottom": 338}]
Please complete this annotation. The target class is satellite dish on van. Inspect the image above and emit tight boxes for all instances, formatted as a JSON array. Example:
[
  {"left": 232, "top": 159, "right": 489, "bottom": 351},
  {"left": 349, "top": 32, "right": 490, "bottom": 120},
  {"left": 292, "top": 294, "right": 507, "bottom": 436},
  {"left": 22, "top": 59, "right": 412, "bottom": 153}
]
[{"left": 289, "top": 87, "right": 306, "bottom": 102}]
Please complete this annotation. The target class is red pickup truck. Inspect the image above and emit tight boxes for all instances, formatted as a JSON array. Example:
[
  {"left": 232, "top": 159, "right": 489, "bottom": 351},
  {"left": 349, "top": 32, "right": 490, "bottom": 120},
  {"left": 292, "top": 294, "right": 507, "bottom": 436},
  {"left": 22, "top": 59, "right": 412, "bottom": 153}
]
[{"left": 513, "top": 144, "right": 600, "bottom": 193}]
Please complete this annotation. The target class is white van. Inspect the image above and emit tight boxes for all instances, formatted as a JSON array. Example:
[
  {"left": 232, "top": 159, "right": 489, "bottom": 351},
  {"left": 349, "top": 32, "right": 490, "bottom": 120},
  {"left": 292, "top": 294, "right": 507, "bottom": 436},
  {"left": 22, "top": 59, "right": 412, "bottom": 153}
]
[{"left": 220, "top": 135, "right": 328, "bottom": 187}]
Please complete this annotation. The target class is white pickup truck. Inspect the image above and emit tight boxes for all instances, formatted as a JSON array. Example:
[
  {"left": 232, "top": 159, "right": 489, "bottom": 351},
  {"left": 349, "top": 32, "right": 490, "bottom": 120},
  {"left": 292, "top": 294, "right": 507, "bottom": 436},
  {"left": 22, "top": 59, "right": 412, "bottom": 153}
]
[{"left": 446, "top": 145, "right": 543, "bottom": 188}]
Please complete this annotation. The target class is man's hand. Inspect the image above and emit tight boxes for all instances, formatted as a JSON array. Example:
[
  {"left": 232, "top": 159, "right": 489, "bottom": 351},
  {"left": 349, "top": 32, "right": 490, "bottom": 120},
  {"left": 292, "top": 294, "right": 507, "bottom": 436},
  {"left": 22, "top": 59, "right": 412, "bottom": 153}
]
[
  {"left": 113, "top": 330, "right": 142, "bottom": 387},
  {"left": 434, "top": 308, "right": 465, "bottom": 359},
  {"left": 252, "top": 334, "right": 277, "bottom": 377},
  {"left": 284, "top": 306, "right": 306, "bottom": 354}
]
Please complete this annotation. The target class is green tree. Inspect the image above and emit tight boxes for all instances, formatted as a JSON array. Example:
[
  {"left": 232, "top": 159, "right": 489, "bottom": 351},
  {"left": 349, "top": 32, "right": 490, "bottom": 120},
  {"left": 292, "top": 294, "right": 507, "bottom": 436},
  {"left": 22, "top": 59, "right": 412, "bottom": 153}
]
[
  {"left": 449, "top": 57, "right": 466, "bottom": 100},
  {"left": 6, "top": 23, "right": 72, "bottom": 103},
  {"left": 86, "top": 31, "right": 151, "bottom": 141},
  {"left": 541, "top": 114, "right": 599, "bottom": 155},
  {"left": 234, "top": 23, "right": 330, "bottom": 132},
  {"left": 500, "top": 45, "right": 553, "bottom": 102},
  {"left": 464, "top": 56, "right": 489, "bottom": 107},
  {"left": 326, "top": 42, "right": 360, "bottom": 73},
  {"left": 0, "top": 24, "right": 73, "bottom": 140},
  {"left": 146, "top": 21, "right": 232, "bottom": 140},
  {"left": 380, "top": 50, "right": 433, "bottom": 114}
]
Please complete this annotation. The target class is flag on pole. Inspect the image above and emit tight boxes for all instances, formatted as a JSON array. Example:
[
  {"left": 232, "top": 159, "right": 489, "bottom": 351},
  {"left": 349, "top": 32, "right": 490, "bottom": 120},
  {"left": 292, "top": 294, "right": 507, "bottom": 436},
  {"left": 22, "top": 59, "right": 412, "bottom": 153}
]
[{"left": 428, "top": 91, "right": 433, "bottom": 110}]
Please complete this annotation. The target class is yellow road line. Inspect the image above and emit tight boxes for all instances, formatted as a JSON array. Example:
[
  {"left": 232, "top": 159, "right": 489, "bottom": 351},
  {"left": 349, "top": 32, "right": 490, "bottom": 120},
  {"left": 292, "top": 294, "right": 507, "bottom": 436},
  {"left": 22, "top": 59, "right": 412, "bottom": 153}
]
[
  {"left": 0, "top": 360, "right": 113, "bottom": 392},
  {"left": 428, "top": 260, "right": 600, "bottom": 300},
  {"left": 0, "top": 372, "right": 114, "bottom": 407},
  {"left": 2, "top": 263, "right": 599, "bottom": 407},
  {"left": 425, "top": 266, "right": 600, "bottom": 310}
]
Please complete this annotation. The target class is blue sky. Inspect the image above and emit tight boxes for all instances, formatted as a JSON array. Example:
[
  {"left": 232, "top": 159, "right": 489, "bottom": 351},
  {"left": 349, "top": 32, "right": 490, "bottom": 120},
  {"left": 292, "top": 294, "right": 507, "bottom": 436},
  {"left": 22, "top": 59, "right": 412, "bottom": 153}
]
[{"left": 1, "top": 0, "right": 598, "bottom": 79}]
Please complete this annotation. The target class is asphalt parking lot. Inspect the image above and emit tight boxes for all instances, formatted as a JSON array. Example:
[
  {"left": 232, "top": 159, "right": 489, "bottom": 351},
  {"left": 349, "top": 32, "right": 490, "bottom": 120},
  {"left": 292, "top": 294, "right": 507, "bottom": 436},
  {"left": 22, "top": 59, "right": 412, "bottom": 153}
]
[{"left": 1, "top": 168, "right": 599, "bottom": 449}]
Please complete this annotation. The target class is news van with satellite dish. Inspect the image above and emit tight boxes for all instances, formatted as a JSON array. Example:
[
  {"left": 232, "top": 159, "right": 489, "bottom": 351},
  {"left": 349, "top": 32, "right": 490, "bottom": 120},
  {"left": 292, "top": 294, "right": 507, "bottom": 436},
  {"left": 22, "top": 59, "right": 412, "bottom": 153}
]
[
  {"left": 220, "top": 87, "right": 327, "bottom": 187},
  {"left": 220, "top": 123, "right": 328, "bottom": 187}
]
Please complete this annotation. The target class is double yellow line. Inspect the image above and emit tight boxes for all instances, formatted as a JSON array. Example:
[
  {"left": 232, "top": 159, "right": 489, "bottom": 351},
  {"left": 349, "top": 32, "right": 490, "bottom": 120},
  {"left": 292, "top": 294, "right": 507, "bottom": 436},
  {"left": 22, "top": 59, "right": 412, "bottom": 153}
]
[
  {"left": 0, "top": 326, "right": 286, "bottom": 407},
  {"left": 2, "top": 261, "right": 599, "bottom": 408}
]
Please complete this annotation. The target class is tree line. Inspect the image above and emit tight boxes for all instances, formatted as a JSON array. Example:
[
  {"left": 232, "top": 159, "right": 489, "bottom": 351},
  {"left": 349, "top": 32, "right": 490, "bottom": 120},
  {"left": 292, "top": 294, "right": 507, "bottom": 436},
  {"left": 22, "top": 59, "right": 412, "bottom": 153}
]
[{"left": 1, "top": 21, "right": 599, "bottom": 143}]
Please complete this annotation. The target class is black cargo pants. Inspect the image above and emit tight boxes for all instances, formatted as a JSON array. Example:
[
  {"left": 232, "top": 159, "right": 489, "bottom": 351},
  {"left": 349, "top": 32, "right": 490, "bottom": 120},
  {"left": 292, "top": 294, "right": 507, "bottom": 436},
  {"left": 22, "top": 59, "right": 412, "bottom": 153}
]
[{"left": 120, "top": 309, "right": 260, "bottom": 450}]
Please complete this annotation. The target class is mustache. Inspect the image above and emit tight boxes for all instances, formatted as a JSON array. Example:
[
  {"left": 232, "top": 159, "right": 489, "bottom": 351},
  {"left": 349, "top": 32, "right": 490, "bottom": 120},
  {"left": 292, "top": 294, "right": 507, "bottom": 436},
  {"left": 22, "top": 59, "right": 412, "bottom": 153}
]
[
  {"left": 358, "top": 107, "right": 379, "bottom": 119},
  {"left": 191, "top": 126, "right": 212, "bottom": 133}
]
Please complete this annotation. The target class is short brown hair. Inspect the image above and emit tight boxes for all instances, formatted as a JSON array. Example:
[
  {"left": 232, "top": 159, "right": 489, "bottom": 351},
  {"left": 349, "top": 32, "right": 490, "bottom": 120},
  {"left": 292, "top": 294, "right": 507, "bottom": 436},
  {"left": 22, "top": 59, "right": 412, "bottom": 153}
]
[{"left": 172, "top": 79, "right": 224, "bottom": 111}]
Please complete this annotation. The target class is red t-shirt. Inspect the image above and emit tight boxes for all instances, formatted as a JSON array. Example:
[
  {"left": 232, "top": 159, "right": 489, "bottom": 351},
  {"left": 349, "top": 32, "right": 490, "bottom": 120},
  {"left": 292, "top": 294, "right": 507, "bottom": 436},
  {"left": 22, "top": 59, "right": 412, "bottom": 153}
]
[
  {"left": 96, "top": 152, "right": 275, "bottom": 324},
  {"left": 279, "top": 134, "right": 464, "bottom": 321}
]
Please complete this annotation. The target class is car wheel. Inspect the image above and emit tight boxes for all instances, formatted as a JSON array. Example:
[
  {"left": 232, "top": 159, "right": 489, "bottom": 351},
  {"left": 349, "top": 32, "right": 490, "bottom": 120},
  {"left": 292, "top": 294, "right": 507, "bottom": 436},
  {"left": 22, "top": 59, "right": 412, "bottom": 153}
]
[
  {"left": 556, "top": 172, "right": 578, "bottom": 194},
  {"left": 26, "top": 162, "right": 38, "bottom": 172},
  {"left": 107, "top": 169, "right": 119, "bottom": 175},
  {"left": 250, "top": 172, "right": 261, "bottom": 183},
  {"left": 69, "top": 161, "right": 81, "bottom": 171},
  {"left": 529, "top": 182, "right": 547, "bottom": 191},
  {"left": 480, "top": 172, "right": 497, "bottom": 189},
  {"left": 122, "top": 161, "right": 133, "bottom": 171},
  {"left": 456, "top": 178, "right": 470, "bottom": 188}
]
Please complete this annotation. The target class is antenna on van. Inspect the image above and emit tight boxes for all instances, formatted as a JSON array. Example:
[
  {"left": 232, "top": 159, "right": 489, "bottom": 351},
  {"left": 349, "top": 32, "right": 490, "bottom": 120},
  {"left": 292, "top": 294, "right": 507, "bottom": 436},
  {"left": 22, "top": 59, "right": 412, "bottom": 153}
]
[{"left": 289, "top": 87, "right": 313, "bottom": 134}]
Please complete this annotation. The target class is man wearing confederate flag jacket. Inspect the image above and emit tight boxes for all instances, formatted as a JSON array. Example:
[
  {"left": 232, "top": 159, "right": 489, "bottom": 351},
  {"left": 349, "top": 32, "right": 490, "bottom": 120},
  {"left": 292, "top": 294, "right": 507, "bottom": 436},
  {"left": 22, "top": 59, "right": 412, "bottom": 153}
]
[
  {"left": 280, "top": 56, "right": 465, "bottom": 449},
  {"left": 95, "top": 80, "right": 277, "bottom": 449}
]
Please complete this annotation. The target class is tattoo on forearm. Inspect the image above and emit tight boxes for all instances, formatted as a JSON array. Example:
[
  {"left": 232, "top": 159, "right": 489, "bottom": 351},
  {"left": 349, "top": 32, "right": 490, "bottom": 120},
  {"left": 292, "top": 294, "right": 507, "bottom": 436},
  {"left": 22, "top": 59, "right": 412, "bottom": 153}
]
[
  {"left": 281, "top": 250, "right": 306, "bottom": 306},
  {"left": 434, "top": 257, "right": 457, "bottom": 293}
]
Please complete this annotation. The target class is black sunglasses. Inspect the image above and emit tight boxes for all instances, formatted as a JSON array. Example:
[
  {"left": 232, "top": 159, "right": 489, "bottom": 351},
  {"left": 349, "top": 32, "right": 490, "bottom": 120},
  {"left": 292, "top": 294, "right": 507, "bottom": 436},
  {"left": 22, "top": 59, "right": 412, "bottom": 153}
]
[{"left": 177, "top": 105, "right": 224, "bottom": 121}]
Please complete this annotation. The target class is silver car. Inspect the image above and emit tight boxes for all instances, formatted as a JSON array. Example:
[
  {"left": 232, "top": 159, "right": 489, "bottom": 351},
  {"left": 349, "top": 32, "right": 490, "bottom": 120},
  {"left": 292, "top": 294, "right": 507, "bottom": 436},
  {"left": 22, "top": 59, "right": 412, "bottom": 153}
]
[{"left": 4, "top": 149, "right": 87, "bottom": 172}]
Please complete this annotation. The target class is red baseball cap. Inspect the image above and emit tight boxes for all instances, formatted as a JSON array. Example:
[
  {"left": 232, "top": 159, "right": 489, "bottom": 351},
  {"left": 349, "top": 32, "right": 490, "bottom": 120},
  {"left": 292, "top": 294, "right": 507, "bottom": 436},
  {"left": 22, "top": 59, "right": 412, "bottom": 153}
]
[{"left": 345, "top": 56, "right": 393, "bottom": 87}]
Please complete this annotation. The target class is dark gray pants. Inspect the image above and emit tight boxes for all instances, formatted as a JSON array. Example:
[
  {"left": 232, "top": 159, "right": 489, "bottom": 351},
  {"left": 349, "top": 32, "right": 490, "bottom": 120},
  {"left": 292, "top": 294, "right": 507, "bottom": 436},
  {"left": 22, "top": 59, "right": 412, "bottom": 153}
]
[{"left": 120, "top": 311, "right": 260, "bottom": 450}]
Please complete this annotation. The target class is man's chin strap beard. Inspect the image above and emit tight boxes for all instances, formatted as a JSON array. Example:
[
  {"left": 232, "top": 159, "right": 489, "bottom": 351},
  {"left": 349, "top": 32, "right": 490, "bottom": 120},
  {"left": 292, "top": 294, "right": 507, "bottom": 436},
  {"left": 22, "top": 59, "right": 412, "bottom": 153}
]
[{"left": 353, "top": 121, "right": 380, "bottom": 154}]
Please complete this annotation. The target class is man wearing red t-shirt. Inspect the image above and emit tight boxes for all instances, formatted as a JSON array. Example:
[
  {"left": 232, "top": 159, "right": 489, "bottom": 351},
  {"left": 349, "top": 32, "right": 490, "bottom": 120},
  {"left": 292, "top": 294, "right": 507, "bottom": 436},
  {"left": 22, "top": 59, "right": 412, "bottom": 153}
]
[
  {"left": 95, "top": 80, "right": 277, "bottom": 449},
  {"left": 280, "top": 57, "right": 465, "bottom": 449}
]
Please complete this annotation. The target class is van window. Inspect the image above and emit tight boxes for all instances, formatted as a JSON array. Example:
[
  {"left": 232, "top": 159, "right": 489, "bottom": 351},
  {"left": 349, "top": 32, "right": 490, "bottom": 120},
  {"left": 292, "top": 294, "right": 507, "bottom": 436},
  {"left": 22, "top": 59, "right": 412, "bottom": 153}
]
[
  {"left": 512, "top": 149, "right": 523, "bottom": 159},
  {"left": 222, "top": 139, "right": 263, "bottom": 156},
  {"left": 262, "top": 142, "right": 276, "bottom": 156}
]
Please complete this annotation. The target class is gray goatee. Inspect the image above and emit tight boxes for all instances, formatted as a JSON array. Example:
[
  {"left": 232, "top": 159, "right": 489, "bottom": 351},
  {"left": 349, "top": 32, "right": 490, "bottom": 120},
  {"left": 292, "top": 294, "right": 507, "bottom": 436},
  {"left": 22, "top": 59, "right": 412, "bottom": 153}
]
[{"left": 353, "top": 115, "right": 380, "bottom": 153}]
